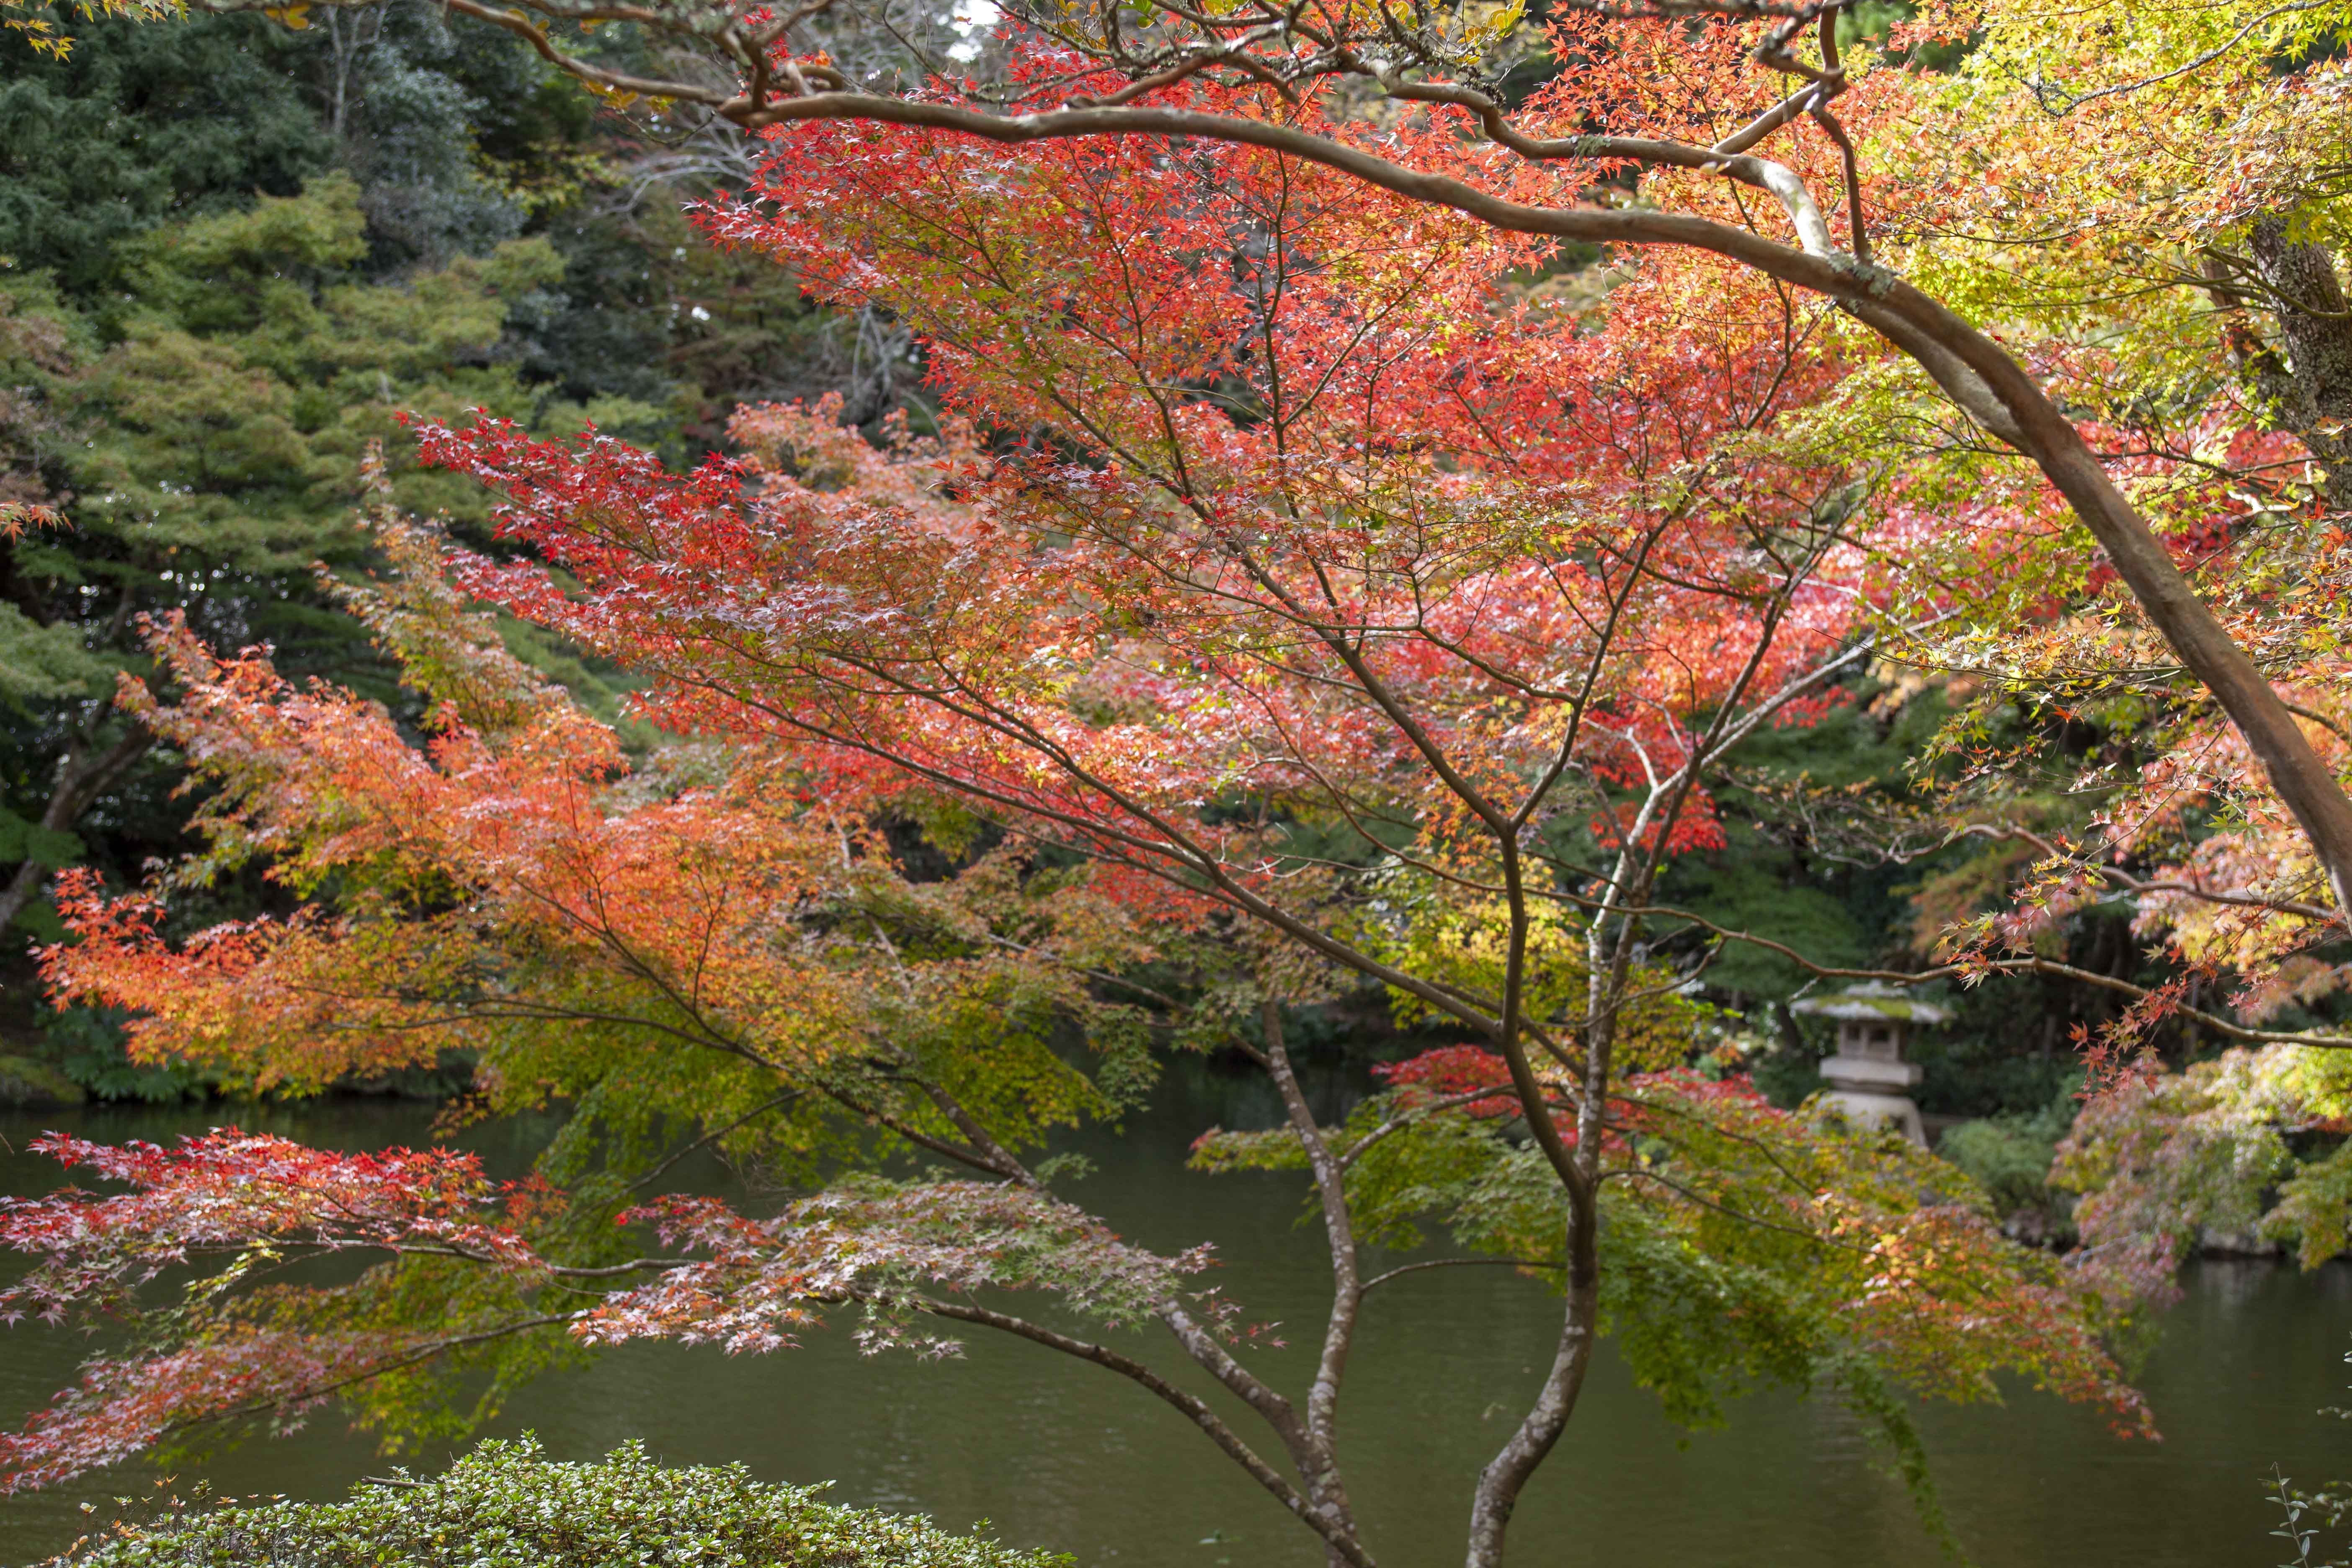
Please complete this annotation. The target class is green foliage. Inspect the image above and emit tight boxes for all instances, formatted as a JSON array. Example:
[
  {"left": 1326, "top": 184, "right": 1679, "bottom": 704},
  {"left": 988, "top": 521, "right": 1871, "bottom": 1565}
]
[
  {"left": 1938, "top": 1086, "right": 2079, "bottom": 1237},
  {"left": 0, "top": 172, "right": 666, "bottom": 969},
  {"left": 1657, "top": 688, "right": 1939, "bottom": 1002},
  {"left": 1197, "top": 1062, "right": 2145, "bottom": 1485},
  {"left": 638, "top": 199, "right": 924, "bottom": 447},
  {"left": 43, "top": 1004, "right": 205, "bottom": 1102},
  {"left": 0, "top": 807, "right": 80, "bottom": 871},
  {"left": 54, "top": 1436, "right": 1068, "bottom": 1568},
  {"left": 2269, "top": 1138, "right": 2352, "bottom": 1273},
  {"left": 0, "top": 0, "right": 963, "bottom": 1026},
  {"left": 0, "top": 605, "right": 102, "bottom": 705},
  {"left": 0, "top": 14, "right": 332, "bottom": 294},
  {"left": 67, "top": 173, "right": 601, "bottom": 560},
  {"left": 1373, "top": 895, "right": 1711, "bottom": 1075},
  {"left": 2055, "top": 1046, "right": 2352, "bottom": 1276},
  {"left": 1906, "top": 984, "right": 2088, "bottom": 1121},
  {"left": 0, "top": 1051, "right": 81, "bottom": 1106},
  {"left": 1671, "top": 854, "right": 1872, "bottom": 998},
  {"left": 1597, "top": 1197, "right": 1819, "bottom": 1427},
  {"left": 0, "top": 169, "right": 587, "bottom": 701}
]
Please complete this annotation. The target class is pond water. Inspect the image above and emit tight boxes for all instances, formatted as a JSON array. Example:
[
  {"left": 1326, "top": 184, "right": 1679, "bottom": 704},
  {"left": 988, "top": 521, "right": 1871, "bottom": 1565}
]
[{"left": 3, "top": 1065, "right": 2349, "bottom": 1567}]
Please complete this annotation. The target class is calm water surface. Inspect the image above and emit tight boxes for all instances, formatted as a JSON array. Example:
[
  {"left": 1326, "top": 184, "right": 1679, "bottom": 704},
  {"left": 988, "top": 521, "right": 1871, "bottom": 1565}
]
[{"left": 3, "top": 1069, "right": 2347, "bottom": 1566}]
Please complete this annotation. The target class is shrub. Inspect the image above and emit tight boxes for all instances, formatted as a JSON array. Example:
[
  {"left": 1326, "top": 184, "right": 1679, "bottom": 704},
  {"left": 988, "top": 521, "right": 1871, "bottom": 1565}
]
[
  {"left": 44, "top": 1436, "right": 1068, "bottom": 1568},
  {"left": 0, "top": 1053, "right": 82, "bottom": 1108},
  {"left": 1940, "top": 1089, "right": 2079, "bottom": 1244}
]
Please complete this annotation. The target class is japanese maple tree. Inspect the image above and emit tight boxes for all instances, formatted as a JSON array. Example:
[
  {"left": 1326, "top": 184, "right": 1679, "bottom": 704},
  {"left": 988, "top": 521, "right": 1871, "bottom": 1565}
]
[
  {"left": 6, "top": 128, "right": 2155, "bottom": 1568},
  {"left": 121, "top": 0, "right": 2352, "bottom": 1064},
  {"left": 109, "top": 0, "right": 2352, "bottom": 921},
  {"left": 73, "top": 0, "right": 2352, "bottom": 1378}
]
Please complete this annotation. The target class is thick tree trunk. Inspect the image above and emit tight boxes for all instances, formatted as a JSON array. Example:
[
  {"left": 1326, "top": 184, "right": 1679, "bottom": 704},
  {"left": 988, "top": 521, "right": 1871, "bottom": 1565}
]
[
  {"left": 2249, "top": 217, "right": 2352, "bottom": 510},
  {"left": 1851, "top": 279, "right": 2352, "bottom": 915},
  {"left": 2017, "top": 417, "right": 2352, "bottom": 913}
]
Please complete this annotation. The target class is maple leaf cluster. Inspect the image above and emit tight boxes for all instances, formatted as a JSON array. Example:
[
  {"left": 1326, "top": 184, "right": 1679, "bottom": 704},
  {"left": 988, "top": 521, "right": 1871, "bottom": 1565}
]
[{"left": 0, "top": 1124, "right": 1234, "bottom": 1493}]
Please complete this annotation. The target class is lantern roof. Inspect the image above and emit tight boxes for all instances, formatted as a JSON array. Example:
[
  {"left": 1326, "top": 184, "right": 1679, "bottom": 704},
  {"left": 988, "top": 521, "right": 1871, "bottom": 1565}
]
[{"left": 1786, "top": 980, "right": 1951, "bottom": 1025}]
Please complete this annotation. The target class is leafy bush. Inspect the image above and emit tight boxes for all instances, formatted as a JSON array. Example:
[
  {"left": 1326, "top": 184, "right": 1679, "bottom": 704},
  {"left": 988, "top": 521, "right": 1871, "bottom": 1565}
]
[
  {"left": 40, "top": 1005, "right": 206, "bottom": 1103},
  {"left": 0, "top": 1053, "right": 81, "bottom": 1107},
  {"left": 1939, "top": 1088, "right": 2079, "bottom": 1241},
  {"left": 46, "top": 1437, "right": 1068, "bottom": 1568}
]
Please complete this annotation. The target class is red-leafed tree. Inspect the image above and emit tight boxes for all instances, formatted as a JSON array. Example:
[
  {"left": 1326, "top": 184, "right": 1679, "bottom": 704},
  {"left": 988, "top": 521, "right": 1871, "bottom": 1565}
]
[
  {"left": 99, "top": 0, "right": 2352, "bottom": 923},
  {"left": 4, "top": 125, "right": 2155, "bottom": 1568}
]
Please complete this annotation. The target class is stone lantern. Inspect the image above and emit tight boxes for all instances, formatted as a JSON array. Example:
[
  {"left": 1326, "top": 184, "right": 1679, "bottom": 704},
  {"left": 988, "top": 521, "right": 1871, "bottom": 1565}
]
[{"left": 1787, "top": 982, "right": 1949, "bottom": 1145}]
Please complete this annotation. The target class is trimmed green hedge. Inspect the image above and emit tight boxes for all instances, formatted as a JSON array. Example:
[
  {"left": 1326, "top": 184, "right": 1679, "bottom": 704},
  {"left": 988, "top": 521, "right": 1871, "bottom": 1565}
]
[{"left": 52, "top": 1437, "right": 1068, "bottom": 1568}]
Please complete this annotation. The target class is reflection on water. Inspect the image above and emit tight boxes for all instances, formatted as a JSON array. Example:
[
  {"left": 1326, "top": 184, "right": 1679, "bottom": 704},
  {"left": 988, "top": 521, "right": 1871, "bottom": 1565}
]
[{"left": 4, "top": 1067, "right": 2348, "bottom": 1566}]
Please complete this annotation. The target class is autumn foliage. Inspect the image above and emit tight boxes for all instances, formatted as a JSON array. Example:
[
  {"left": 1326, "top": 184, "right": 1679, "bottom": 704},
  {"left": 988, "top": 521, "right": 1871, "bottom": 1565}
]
[
  {"left": 2, "top": 209, "right": 2143, "bottom": 1568},
  {"left": 25, "top": 0, "right": 2352, "bottom": 1562}
]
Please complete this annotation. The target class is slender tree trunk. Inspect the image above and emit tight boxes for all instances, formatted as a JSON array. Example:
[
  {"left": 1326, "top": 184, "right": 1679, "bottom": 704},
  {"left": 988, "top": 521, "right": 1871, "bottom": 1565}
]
[
  {"left": 2013, "top": 415, "right": 2352, "bottom": 913},
  {"left": 1461, "top": 785, "right": 1622, "bottom": 1567},
  {"left": 1463, "top": 1200, "right": 1600, "bottom": 1568},
  {"left": 1260, "top": 1001, "right": 1364, "bottom": 1564},
  {"left": 1462, "top": 937, "right": 1611, "bottom": 1565},
  {"left": 0, "top": 720, "right": 148, "bottom": 941}
]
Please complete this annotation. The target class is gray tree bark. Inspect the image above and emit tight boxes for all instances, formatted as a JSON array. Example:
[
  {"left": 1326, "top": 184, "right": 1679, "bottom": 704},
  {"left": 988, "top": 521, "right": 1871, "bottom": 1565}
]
[
  {"left": 2248, "top": 217, "right": 2352, "bottom": 510},
  {"left": 0, "top": 715, "right": 149, "bottom": 942}
]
